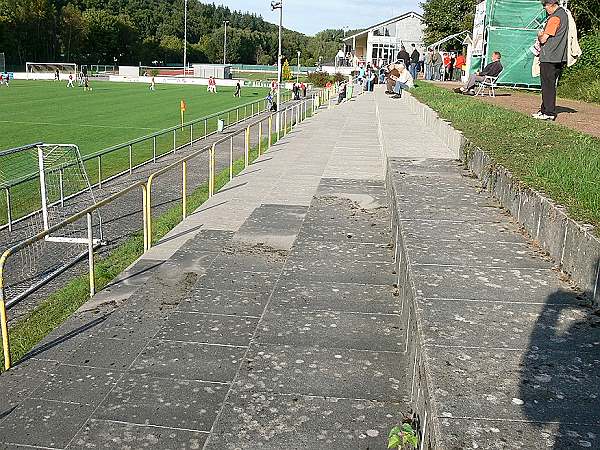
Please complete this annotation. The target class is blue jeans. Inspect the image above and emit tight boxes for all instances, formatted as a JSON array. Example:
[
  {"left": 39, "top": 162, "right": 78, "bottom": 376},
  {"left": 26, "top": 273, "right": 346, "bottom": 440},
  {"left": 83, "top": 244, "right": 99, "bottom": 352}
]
[
  {"left": 424, "top": 64, "right": 432, "bottom": 80},
  {"left": 409, "top": 63, "right": 418, "bottom": 81},
  {"left": 393, "top": 81, "right": 411, "bottom": 97}
]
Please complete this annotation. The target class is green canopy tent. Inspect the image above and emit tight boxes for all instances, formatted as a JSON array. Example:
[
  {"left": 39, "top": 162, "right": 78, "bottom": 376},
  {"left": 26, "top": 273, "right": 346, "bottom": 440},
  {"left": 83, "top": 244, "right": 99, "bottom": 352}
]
[{"left": 470, "top": 0, "right": 559, "bottom": 88}]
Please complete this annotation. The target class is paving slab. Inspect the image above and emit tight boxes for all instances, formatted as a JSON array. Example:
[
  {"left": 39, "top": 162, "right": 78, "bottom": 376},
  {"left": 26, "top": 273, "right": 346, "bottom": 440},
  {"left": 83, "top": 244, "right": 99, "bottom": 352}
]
[
  {"left": 130, "top": 340, "right": 246, "bottom": 382},
  {"left": 69, "top": 419, "right": 208, "bottom": 449},
  {"left": 236, "top": 343, "right": 407, "bottom": 401},
  {"left": 93, "top": 375, "right": 227, "bottom": 431},
  {"left": 204, "top": 392, "right": 405, "bottom": 450}
]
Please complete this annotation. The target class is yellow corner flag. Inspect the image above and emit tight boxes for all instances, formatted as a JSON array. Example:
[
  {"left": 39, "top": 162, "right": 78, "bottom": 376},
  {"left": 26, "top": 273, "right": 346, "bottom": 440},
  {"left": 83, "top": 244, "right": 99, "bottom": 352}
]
[{"left": 180, "top": 99, "right": 187, "bottom": 125}]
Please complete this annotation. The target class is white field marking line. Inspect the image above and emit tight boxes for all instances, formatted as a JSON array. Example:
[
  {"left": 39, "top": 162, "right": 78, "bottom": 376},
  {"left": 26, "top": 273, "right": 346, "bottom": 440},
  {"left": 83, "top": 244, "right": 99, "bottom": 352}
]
[
  {"left": 91, "top": 418, "right": 211, "bottom": 434},
  {"left": 0, "top": 119, "right": 155, "bottom": 131}
]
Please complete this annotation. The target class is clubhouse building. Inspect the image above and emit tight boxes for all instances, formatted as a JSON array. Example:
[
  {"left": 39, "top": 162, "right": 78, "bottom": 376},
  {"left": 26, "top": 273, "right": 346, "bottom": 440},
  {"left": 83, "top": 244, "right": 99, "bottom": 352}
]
[{"left": 342, "top": 12, "right": 426, "bottom": 67}]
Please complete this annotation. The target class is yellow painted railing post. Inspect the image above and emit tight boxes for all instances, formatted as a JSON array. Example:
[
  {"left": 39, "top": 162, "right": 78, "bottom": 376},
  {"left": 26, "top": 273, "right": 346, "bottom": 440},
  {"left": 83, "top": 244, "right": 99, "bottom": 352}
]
[
  {"left": 146, "top": 177, "right": 154, "bottom": 248},
  {"left": 0, "top": 256, "right": 11, "bottom": 370},
  {"left": 142, "top": 184, "right": 149, "bottom": 252},
  {"left": 245, "top": 127, "right": 250, "bottom": 168},
  {"left": 87, "top": 212, "right": 95, "bottom": 298},
  {"left": 209, "top": 144, "right": 215, "bottom": 197},
  {"left": 258, "top": 121, "right": 262, "bottom": 156},
  {"left": 268, "top": 115, "right": 273, "bottom": 149},
  {"left": 182, "top": 160, "right": 188, "bottom": 219},
  {"left": 229, "top": 137, "right": 234, "bottom": 181}
]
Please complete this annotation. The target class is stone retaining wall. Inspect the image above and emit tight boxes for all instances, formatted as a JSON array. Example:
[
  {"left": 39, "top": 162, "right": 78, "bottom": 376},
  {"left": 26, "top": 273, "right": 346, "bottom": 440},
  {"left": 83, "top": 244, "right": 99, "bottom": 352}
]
[{"left": 403, "top": 93, "right": 600, "bottom": 305}]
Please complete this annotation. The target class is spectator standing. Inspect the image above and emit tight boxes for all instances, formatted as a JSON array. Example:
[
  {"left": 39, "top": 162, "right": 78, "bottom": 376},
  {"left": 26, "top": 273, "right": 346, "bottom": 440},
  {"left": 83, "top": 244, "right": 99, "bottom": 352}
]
[
  {"left": 234, "top": 80, "right": 241, "bottom": 97},
  {"left": 432, "top": 50, "right": 442, "bottom": 80},
  {"left": 454, "top": 53, "right": 466, "bottom": 81},
  {"left": 409, "top": 44, "right": 420, "bottom": 81},
  {"left": 54, "top": 68, "right": 60, "bottom": 81},
  {"left": 396, "top": 46, "right": 410, "bottom": 68},
  {"left": 424, "top": 49, "right": 433, "bottom": 80},
  {"left": 533, "top": 0, "right": 568, "bottom": 121},
  {"left": 442, "top": 53, "right": 451, "bottom": 80},
  {"left": 300, "top": 82, "right": 306, "bottom": 97}
]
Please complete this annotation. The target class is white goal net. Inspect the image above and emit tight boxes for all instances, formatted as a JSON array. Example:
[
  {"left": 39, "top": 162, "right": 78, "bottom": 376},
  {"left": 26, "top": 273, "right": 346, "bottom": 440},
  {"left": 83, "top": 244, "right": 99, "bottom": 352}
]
[{"left": 0, "top": 143, "right": 102, "bottom": 307}]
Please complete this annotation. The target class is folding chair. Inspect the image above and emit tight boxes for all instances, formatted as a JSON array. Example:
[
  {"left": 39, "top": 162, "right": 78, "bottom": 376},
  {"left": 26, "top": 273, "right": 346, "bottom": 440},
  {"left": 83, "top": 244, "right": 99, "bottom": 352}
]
[{"left": 475, "top": 75, "right": 499, "bottom": 98}]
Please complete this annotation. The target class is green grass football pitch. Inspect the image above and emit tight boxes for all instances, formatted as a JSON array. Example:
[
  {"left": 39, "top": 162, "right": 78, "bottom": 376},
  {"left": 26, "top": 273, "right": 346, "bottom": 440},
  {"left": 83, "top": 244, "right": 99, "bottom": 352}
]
[
  {"left": 0, "top": 80, "right": 269, "bottom": 224},
  {"left": 0, "top": 80, "right": 269, "bottom": 156}
]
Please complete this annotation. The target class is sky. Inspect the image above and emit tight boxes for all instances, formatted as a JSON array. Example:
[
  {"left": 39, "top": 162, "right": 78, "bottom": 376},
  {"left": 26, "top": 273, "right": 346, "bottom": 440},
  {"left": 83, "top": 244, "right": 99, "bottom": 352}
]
[{"left": 218, "top": 0, "right": 423, "bottom": 35}]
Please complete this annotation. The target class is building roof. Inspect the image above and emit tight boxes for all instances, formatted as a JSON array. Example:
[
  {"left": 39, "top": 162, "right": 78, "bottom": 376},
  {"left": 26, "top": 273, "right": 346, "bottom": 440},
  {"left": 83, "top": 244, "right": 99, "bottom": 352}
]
[{"left": 342, "top": 12, "right": 424, "bottom": 42}]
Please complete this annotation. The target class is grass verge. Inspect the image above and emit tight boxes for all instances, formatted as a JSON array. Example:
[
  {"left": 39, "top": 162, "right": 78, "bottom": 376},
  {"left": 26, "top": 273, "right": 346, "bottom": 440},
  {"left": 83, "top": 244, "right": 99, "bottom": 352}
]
[
  {"left": 0, "top": 113, "right": 308, "bottom": 370},
  {"left": 412, "top": 82, "right": 600, "bottom": 231}
]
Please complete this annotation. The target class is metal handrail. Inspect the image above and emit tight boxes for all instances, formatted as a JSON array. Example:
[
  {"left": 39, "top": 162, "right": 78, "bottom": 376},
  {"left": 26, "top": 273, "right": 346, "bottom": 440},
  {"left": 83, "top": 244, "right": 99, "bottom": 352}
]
[
  {"left": 145, "top": 95, "right": 316, "bottom": 249},
  {"left": 0, "top": 91, "right": 321, "bottom": 371},
  {"left": 0, "top": 181, "right": 148, "bottom": 370}
]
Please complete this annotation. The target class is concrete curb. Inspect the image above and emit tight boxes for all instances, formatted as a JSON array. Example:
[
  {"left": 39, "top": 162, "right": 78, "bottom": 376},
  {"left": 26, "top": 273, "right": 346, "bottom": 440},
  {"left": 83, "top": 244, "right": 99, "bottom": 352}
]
[{"left": 403, "top": 93, "right": 600, "bottom": 306}]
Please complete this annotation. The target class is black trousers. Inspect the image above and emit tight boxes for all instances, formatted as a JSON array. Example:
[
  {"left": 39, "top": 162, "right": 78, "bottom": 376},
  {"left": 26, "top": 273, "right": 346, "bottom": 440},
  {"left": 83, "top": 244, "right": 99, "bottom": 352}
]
[{"left": 540, "top": 62, "right": 563, "bottom": 116}]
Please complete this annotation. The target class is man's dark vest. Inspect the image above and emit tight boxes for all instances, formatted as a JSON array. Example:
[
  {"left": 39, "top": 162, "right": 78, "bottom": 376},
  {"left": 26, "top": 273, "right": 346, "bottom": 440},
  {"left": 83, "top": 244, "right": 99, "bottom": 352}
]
[{"left": 540, "top": 7, "right": 568, "bottom": 64}]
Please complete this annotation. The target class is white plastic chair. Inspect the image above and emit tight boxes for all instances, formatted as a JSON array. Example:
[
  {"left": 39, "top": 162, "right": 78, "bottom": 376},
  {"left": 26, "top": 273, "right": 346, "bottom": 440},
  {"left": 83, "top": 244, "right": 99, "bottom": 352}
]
[{"left": 475, "top": 75, "right": 499, "bottom": 98}]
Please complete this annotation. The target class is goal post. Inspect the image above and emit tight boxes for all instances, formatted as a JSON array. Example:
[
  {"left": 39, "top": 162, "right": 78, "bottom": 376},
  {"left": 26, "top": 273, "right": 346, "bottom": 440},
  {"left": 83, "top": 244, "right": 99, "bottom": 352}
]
[{"left": 25, "top": 62, "right": 78, "bottom": 80}]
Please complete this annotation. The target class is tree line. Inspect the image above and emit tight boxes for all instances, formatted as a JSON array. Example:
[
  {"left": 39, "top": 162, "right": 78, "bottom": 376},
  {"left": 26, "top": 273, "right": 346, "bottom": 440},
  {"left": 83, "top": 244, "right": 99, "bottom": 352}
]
[{"left": 0, "top": 0, "right": 357, "bottom": 68}]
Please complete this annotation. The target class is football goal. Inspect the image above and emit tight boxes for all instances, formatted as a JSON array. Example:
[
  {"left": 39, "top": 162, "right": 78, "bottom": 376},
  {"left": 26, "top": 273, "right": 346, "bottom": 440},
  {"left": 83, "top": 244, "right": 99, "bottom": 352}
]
[
  {"left": 25, "top": 62, "right": 77, "bottom": 80},
  {"left": 0, "top": 143, "right": 102, "bottom": 306}
]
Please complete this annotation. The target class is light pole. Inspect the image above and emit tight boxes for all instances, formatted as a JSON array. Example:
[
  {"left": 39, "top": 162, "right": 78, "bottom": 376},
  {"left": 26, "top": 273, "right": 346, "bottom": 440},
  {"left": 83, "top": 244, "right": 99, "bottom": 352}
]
[
  {"left": 223, "top": 20, "right": 229, "bottom": 65},
  {"left": 183, "top": 0, "right": 187, "bottom": 75},
  {"left": 296, "top": 51, "right": 300, "bottom": 83},
  {"left": 271, "top": 0, "right": 282, "bottom": 134}
]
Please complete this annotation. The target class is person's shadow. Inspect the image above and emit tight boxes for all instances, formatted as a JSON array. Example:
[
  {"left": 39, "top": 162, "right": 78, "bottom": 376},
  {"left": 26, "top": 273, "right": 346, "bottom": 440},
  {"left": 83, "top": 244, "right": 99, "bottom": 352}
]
[{"left": 519, "top": 259, "right": 600, "bottom": 449}]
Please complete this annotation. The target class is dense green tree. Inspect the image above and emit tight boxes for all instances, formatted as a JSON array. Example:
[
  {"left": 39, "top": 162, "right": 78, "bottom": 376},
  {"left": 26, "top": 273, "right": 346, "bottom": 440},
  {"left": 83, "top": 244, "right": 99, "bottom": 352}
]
[
  {"left": 420, "top": 0, "right": 477, "bottom": 46},
  {"left": 0, "top": 0, "right": 351, "bottom": 68}
]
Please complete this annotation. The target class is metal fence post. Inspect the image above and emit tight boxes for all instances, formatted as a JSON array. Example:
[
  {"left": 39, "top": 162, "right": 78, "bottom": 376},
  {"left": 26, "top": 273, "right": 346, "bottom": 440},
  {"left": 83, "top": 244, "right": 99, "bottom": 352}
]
[
  {"left": 268, "top": 115, "right": 273, "bottom": 149},
  {"left": 258, "top": 120, "right": 262, "bottom": 156},
  {"left": 204, "top": 119, "right": 207, "bottom": 138},
  {"left": 237, "top": 107, "right": 239, "bottom": 123},
  {"left": 142, "top": 184, "right": 149, "bottom": 252},
  {"left": 245, "top": 127, "right": 250, "bottom": 168},
  {"left": 5, "top": 189, "right": 12, "bottom": 232},
  {"left": 129, "top": 144, "right": 133, "bottom": 174},
  {"left": 59, "top": 170, "right": 64, "bottom": 206},
  {"left": 0, "top": 257, "right": 10, "bottom": 369},
  {"left": 190, "top": 123, "right": 193, "bottom": 144},
  {"left": 153, "top": 136, "right": 157, "bottom": 162},
  {"left": 251, "top": 103, "right": 254, "bottom": 117},
  {"left": 209, "top": 144, "right": 216, "bottom": 197},
  {"left": 182, "top": 160, "right": 187, "bottom": 219},
  {"left": 173, "top": 129, "right": 176, "bottom": 152},
  {"left": 97, "top": 156, "right": 102, "bottom": 188},
  {"left": 87, "top": 212, "right": 95, "bottom": 297},
  {"left": 244, "top": 105, "right": 247, "bottom": 119},
  {"left": 229, "top": 137, "right": 234, "bottom": 181},
  {"left": 284, "top": 109, "right": 288, "bottom": 136}
]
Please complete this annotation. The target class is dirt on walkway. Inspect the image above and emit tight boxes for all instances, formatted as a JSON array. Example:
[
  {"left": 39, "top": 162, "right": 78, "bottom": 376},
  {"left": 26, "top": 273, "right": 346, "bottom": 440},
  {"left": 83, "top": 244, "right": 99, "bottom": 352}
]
[{"left": 433, "top": 81, "right": 600, "bottom": 139}]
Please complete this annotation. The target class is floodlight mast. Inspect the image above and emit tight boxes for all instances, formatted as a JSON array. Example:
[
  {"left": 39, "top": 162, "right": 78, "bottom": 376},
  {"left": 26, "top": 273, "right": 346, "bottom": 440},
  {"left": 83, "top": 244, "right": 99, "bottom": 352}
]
[
  {"left": 223, "top": 20, "right": 230, "bottom": 64},
  {"left": 183, "top": 0, "right": 188, "bottom": 75},
  {"left": 271, "top": 0, "right": 283, "bottom": 134}
]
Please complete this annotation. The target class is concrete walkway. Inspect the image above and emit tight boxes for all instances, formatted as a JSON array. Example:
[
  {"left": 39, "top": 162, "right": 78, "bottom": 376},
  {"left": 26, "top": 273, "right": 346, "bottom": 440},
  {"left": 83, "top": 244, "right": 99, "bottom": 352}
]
[
  {"left": 0, "top": 92, "right": 427, "bottom": 449},
  {"left": 2, "top": 86, "right": 595, "bottom": 450}
]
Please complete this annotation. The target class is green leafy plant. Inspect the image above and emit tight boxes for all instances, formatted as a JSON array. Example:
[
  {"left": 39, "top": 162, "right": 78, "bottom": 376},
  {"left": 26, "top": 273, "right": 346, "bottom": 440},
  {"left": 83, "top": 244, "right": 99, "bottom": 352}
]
[{"left": 388, "top": 415, "right": 419, "bottom": 449}]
